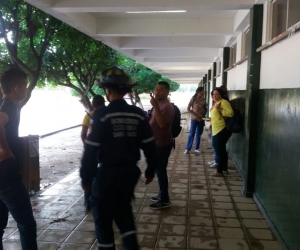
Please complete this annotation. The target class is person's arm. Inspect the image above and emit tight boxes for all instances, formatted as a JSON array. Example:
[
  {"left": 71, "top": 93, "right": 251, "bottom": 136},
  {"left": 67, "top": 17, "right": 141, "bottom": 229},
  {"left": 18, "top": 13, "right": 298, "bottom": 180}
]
[
  {"left": 187, "top": 98, "right": 202, "bottom": 120},
  {"left": 150, "top": 94, "right": 168, "bottom": 128},
  {"left": 139, "top": 118, "right": 158, "bottom": 184},
  {"left": 216, "top": 100, "right": 234, "bottom": 117},
  {"left": 0, "top": 112, "right": 14, "bottom": 161},
  {"left": 80, "top": 125, "right": 89, "bottom": 144},
  {"left": 80, "top": 111, "right": 102, "bottom": 191}
]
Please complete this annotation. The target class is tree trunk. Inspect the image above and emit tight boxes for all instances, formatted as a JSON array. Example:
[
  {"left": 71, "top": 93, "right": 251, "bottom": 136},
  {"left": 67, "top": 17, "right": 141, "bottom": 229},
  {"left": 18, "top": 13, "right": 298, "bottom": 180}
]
[{"left": 80, "top": 95, "right": 92, "bottom": 112}]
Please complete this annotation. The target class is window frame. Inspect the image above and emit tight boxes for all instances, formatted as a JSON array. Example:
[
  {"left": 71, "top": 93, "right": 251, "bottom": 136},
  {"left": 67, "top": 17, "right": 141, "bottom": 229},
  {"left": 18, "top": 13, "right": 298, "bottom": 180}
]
[{"left": 229, "top": 43, "right": 237, "bottom": 67}]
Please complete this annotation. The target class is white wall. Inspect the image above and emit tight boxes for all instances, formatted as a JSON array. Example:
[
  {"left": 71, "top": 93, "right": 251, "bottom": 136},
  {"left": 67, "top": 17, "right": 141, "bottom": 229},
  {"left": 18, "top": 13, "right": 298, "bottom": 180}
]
[
  {"left": 260, "top": 32, "right": 300, "bottom": 89},
  {"left": 227, "top": 61, "right": 248, "bottom": 91},
  {"left": 216, "top": 76, "right": 222, "bottom": 87}
]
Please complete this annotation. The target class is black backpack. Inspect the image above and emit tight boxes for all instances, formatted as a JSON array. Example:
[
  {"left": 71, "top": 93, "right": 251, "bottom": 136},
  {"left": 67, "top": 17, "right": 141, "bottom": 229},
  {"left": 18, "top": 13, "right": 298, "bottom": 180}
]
[
  {"left": 171, "top": 104, "right": 182, "bottom": 138},
  {"left": 222, "top": 102, "right": 243, "bottom": 133}
]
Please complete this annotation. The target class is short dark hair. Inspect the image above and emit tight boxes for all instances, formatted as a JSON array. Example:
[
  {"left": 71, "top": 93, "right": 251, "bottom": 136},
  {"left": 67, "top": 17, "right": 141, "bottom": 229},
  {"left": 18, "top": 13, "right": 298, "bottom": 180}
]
[
  {"left": 0, "top": 68, "right": 27, "bottom": 94},
  {"left": 196, "top": 87, "right": 204, "bottom": 93},
  {"left": 92, "top": 95, "right": 105, "bottom": 108},
  {"left": 157, "top": 81, "right": 170, "bottom": 91}
]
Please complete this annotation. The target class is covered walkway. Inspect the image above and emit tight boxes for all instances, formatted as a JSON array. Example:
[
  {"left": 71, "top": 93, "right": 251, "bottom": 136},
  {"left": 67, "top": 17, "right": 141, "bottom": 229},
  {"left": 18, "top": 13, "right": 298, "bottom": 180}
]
[{"left": 3, "top": 127, "right": 282, "bottom": 250}]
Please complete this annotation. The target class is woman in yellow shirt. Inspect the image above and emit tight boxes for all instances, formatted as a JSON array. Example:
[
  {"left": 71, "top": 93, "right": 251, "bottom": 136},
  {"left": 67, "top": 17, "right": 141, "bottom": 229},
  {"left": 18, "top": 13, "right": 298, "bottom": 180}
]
[{"left": 210, "top": 88, "right": 234, "bottom": 177}]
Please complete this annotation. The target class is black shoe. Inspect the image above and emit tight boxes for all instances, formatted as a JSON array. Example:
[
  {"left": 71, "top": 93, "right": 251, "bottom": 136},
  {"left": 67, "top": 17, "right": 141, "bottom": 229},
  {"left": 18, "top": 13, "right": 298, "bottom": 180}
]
[
  {"left": 149, "top": 200, "right": 171, "bottom": 210},
  {"left": 150, "top": 196, "right": 160, "bottom": 202}
]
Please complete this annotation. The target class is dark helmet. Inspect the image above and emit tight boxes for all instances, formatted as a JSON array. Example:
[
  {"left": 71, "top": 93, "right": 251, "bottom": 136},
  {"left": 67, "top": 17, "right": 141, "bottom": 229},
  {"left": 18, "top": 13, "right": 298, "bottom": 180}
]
[{"left": 98, "top": 66, "right": 134, "bottom": 92}]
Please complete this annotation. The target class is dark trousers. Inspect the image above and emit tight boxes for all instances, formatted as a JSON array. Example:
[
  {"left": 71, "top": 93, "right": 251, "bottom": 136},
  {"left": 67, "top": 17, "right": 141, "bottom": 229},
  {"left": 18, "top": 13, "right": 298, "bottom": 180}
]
[
  {"left": 156, "top": 143, "right": 173, "bottom": 202},
  {"left": 0, "top": 179, "right": 37, "bottom": 250},
  {"left": 90, "top": 165, "right": 141, "bottom": 250},
  {"left": 212, "top": 128, "right": 232, "bottom": 173}
]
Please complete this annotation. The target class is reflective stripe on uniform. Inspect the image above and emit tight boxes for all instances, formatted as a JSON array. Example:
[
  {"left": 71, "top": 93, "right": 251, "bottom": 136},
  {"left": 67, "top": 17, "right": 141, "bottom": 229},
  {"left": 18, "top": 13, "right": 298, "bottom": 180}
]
[
  {"left": 122, "top": 230, "right": 136, "bottom": 238},
  {"left": 100, "top": 112, "right": 145, "bottom": 122},
  {"left": 97, "top": 242, "right": 115, "bottom": 248},
  {"left": 142, "top": 136, "right": 155, "bottom": 144},
  {"left": 85, "top": 140, "right": 101, "bottom": 147}
]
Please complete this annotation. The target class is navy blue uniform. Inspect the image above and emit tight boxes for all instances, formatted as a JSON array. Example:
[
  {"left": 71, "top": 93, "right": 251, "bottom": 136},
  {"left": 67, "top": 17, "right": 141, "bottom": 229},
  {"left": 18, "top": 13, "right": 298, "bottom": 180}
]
[{"left": 80, "top": 99, "right": 157, "bottom": 250}]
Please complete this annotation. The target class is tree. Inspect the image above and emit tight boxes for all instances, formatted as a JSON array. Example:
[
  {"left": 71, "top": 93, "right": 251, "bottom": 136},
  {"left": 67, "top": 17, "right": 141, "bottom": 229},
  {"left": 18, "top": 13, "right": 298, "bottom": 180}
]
[
  {"left": 44, "top": 24, "right": 119, "bottom": 111},
  {"left": 0, "top": 0, "right": 61, "bottom": 107}
]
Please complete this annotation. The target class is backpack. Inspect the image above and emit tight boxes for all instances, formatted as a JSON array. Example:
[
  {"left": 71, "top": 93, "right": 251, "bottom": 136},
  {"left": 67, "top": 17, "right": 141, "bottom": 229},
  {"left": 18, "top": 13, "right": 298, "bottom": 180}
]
[
  {"left": 171, "top": 104, "right": 182, "bottom": 138},
  {"left": 222, "top": 102, "right": 242, "bottom": 133}
]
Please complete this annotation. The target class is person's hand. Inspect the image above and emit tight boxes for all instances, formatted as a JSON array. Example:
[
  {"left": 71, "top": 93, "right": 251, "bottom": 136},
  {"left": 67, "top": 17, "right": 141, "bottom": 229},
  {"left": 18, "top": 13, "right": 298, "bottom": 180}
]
[
  {"left": 0, "top": 149, "right": 14, "bottom": 161},
  {"left": 150, "top": 93, "right": 159, "bottom": 109},
  {"left": 81, "top": 184, "right": 91, "bottom": 192}
]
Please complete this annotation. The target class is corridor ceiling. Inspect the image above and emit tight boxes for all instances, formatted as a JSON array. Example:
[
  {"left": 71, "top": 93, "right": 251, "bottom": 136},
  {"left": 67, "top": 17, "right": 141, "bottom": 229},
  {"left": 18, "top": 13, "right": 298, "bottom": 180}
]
[{"left": 25, "top": 0, "right": 262, "bottom": 85}]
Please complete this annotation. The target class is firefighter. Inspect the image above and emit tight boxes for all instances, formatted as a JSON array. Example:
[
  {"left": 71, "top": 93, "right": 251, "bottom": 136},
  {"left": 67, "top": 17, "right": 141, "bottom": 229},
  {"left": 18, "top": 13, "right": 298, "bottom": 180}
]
[{"left": 80, "top": 66, "right": 157, "bottom": 250}]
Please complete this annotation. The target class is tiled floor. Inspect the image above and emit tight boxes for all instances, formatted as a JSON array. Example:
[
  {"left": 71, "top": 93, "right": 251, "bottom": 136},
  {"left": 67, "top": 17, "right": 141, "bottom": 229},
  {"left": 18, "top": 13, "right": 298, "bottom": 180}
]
[{"left": 3, "top": 128, "right": 283, "bottom": 250}]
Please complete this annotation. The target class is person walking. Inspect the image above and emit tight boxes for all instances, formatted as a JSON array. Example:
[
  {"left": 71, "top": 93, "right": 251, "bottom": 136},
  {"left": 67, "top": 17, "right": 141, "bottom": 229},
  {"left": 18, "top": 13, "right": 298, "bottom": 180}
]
[
  {"left": 81, "top": 95, "right": 105, "bottom": 144},
  {"left": 80, "top": 95, "right": 106, "bottom": 210},
  {"left": 0, "top": 68, "right": 38, "bottom": 250},
  {"left": 80, "top": 66, "right": 157, "bottom": 250},
  {"left": 148, "top": 81, "right": 175, "bottom": 210},
  {"left": 184, "top": 87, "right": 207, "bottom": 154},
  {"left": 209, "top": 87, "right": 234, "bottom": 176}
]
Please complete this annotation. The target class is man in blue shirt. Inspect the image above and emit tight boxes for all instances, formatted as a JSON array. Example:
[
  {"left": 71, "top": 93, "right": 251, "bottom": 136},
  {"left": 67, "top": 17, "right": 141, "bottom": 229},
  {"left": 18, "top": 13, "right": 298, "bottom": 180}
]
[{"left": 80, "top": 66, "right": 157, "bottom": 250}]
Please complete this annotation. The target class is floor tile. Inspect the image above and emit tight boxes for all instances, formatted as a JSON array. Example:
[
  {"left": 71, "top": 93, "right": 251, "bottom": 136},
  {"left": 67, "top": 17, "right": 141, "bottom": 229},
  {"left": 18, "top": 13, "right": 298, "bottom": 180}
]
[
  {"left": 159, "top": 224, "right": 187, "bottom": 235},
  {"left": 189, "top": 226, "right": 215, "bottom": 237},
  {"left": 250, "top": 240, "right": 282, "bottom": 250},
  {"left": 37, "top": 242, "right": 60, "bottom": 250},
  {"left": 37, "top": 229, "right": 71, "bottom": 242},
  {"left": 218, "top": 238, "right": 250, "bottom": 250},
  {"left": 189, "top": 217, "right": 213, "bottom": 227},
  {"left": 214, "top": 209, "right": 237, "bottom": 218},
  {"left": 216, "top": 218, "right": 241, "bottom": 228},
  {"left": 65, "top": 231, "right": 96, "bottom": 244},
  {"left": 58, "top": 243, "right": 92, "bottom": 250},
  {"left": 218, "top": 227, "right": 245, "bottom": 239},
  {"left": 242, "top": 219, "right": 269, "bottom": 229},
  {"left": 162, "top": 215, "right": 186, "bottom": 225},
  {"left": 188, "top": 237, "right": 218, "bottom": 249},
  {"left": 157, "top": 235, "right": 186, "bottom": 248}
]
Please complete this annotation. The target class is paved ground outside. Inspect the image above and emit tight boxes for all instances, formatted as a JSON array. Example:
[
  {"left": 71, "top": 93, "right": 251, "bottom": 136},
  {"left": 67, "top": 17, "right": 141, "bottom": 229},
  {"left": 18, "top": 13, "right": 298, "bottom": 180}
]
[{"left": 3, "top": 125, "right": 283, "bottom": 250}]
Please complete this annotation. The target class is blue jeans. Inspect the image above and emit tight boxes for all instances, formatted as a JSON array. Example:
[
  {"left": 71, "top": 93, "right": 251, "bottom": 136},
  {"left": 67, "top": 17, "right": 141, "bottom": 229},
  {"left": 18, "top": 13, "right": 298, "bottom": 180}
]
[
  {"left": 156, "top": 143, "right": 173, "bottom": 203},
  {"left": 0, "top": 179, "right": 37, "bottom": 250},
  {"left": 212, "top": 128, "right": 232, "bottom": 173},
  {"left": 186, "top": 120, "right": 205, "bottom": 151},
  {"left": 90, "top": 166, "right": 141, "bottom": 250},
  {"left": 209, "top": 133, "right": 217, "bottom": 162}
]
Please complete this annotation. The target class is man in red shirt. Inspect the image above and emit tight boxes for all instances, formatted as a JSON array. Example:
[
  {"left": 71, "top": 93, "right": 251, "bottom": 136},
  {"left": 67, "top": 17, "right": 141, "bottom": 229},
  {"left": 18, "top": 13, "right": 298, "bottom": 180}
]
[{"left": 148, "top": 81, "right": 174, "bottom": 209}]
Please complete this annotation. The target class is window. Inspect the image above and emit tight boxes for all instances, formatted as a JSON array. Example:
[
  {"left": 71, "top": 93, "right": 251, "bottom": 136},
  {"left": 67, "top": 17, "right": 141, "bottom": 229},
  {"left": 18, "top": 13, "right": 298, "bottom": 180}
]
[
  {"left": 271, "top": 0, "right": 300, "bottom": 39},
  {"left": 243, "top": 28, "right": 250, "bottom": 58},
  {"left": 230, "top": 43, "right": 237, "bottom": 67}
]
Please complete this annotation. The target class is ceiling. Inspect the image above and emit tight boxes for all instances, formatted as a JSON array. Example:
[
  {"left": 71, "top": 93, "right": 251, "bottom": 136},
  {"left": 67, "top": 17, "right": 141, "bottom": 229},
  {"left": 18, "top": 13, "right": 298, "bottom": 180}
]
[{"left": 24, "top": 0, "right": 261, "bottom": 85}]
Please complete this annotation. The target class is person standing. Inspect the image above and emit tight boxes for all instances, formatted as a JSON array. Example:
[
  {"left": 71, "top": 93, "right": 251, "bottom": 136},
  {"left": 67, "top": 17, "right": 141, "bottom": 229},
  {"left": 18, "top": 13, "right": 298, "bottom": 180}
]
[
  {"left": 81, "top": 95, "right": 105, "bottom": 144},
  {"left": 80, "top": 66, "right": 157, "bottom": 250},
  {"left": 148, "top": 81, "right": 174, "bottom": 210},
  {"left": 184, "top": 87, "right": 207, "bottom": 154},
  {"left": 210, "top": 87, "right": 234, "bottom": 176},
  {"left": 0, "top": 68, "right": 38, "bottom": 250},
  {"left": 80, "top": 95, "right": 105, "bottom": 210}
]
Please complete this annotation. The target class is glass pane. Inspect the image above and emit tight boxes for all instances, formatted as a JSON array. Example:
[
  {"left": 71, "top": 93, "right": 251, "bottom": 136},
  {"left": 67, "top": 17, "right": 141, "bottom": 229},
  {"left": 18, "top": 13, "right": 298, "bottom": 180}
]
[
  {"left": 272, "top": 0, "right": 288, "bottom": 38},
  {"left": 288, "top": 0, "right": 300, "bottom": 28}
]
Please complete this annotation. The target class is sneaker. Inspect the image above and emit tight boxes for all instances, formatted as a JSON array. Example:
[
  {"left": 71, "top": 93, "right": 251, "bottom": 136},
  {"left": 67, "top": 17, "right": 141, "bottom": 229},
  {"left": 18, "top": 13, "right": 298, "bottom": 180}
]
[
  {"left": 150, "top": 196, "right": 160, "bottom": 202},
  {"left": 210, "top": 163, "right": 219, "bottom": 168},
  {"left": 208, "top": 160, "right": 215, "bottom": 165},
  {"left": 184, "top": 150, "right": 189, "bottom": 154},
  {"left": 149, "top": 200, "right": 171, "bottom": 210},
  {"left": 194, "top": 149, "right": 200, "bottom": 153}
]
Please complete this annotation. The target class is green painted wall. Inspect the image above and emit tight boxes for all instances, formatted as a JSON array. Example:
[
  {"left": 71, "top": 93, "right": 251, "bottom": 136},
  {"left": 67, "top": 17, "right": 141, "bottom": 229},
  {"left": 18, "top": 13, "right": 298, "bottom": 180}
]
[
  {"left": 227, "top": 90, "right": 247, "bottom": 176},
  {"left": 255, "top": 88, "right": 300, "bottom": 250},
  {"left": 227, "top": 88, "right": 300, "bottom": 249}
]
